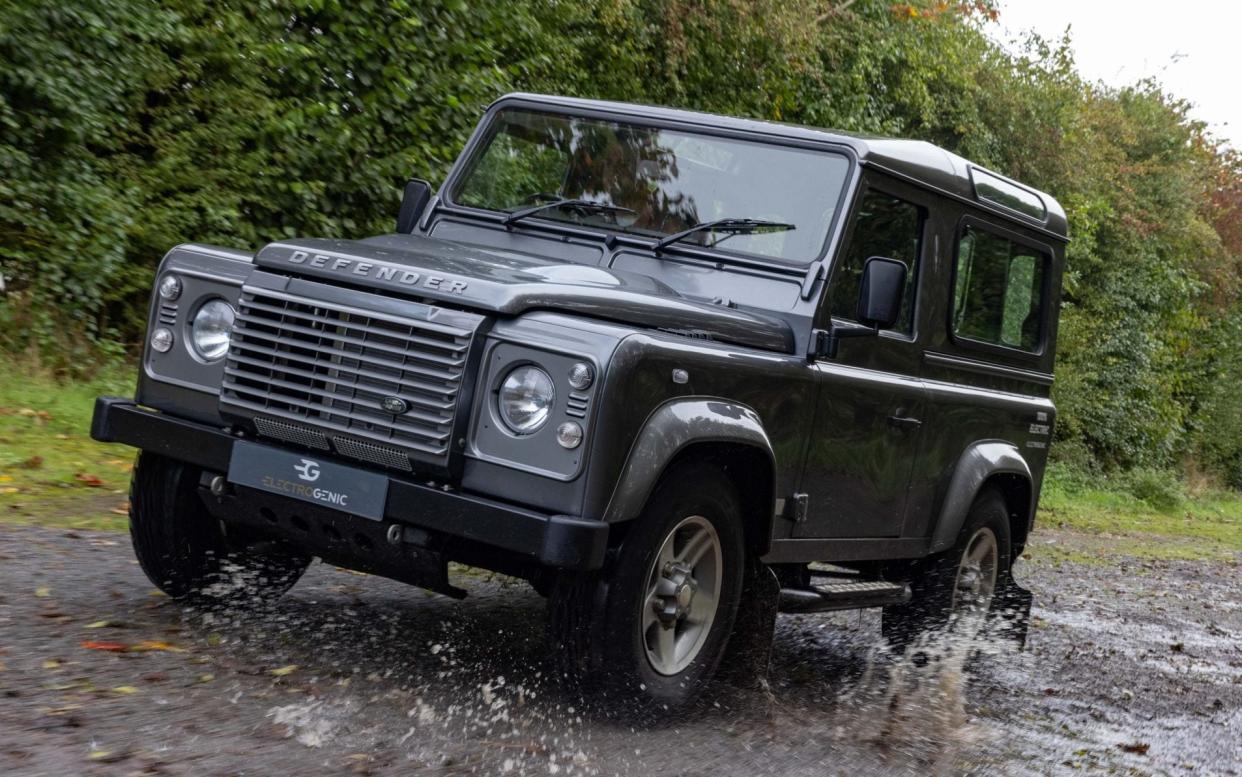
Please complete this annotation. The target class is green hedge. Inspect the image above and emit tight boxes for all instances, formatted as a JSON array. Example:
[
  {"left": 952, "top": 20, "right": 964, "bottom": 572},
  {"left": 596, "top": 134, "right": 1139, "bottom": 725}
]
[{"left": 2, "top": 0, "right": 1241, "bottom": 478}]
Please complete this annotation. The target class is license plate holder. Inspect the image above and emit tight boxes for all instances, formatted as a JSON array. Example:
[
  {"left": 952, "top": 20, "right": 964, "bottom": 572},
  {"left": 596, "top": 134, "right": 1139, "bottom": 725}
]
[{"left": 227, "top": 441, "right": 389, "bottom": 521}]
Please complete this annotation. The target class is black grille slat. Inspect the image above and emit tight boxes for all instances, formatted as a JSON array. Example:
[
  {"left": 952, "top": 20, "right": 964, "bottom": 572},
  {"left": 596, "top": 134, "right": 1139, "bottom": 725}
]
[
  {"left": 221, "top": 285, "right": 482, "bottom": 470},
  {"left": 224, "top": 397, "right": 448, "bottom": 455}
]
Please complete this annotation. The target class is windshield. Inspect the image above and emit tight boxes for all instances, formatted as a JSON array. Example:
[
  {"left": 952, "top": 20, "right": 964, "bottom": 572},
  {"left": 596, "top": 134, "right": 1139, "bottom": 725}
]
[{"left": 450, "top": 109, "right": 851, "bottom": 265}]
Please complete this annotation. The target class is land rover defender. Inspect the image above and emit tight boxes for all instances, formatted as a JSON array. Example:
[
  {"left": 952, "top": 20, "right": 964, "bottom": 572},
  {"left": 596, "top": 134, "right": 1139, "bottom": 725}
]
[{"left": 91, "top": 94, "right": 1063, "bottom": 706}]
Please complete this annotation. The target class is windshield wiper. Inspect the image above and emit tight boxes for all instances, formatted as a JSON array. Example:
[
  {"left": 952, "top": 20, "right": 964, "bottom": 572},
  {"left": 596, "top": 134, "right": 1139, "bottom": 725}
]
[
  {"left": 502, "top": 197, "right": 635, "bottom": 227},
  {"left": 653, "top": 218, "right": 796, "bottom": 253}
]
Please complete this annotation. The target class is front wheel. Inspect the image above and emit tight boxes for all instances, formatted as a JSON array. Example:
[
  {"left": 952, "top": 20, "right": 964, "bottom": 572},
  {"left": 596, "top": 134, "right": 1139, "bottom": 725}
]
[
  {"left": 550, "top": 462, "right": 746, "bottom": 708},
  {"left": 129, "top": 452, "right": 310, "bottom": 603}
]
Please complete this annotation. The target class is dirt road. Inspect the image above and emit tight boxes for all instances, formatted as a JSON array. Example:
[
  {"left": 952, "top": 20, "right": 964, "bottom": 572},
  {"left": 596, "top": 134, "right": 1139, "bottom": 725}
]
[{"left": 1, "top": 522, "right": 1238, "bottom": 776}]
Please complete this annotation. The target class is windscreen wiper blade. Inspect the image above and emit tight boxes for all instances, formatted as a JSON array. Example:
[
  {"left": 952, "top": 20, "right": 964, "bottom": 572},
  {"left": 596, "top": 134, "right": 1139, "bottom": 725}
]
[
  {"left": 502, "top": 197, "right": 635, "bottom": 227},
  {"left": 653, "top": 218, "right": 796, "bottom": 252}
]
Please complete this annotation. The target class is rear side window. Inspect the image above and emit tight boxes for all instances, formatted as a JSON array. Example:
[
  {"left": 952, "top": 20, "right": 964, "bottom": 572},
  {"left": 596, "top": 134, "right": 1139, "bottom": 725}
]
[
  {"left": 829, "top": 190, "right": 923, "bottom": 333},
  {"left": 952, "top": 225, "right": 1047, "bottom": 352}
]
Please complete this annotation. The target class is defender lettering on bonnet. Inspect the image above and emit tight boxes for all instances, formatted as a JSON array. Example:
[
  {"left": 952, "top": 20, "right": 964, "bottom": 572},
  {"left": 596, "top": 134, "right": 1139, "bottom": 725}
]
[{"left": 287, "top": 249, "right": 468, "bottom": 294}]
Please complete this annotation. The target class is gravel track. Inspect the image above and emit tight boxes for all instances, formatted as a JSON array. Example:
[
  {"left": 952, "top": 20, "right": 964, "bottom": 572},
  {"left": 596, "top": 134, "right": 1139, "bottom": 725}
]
[{"left": 0, "top": 522, "right": 1238, "bottom": 776}]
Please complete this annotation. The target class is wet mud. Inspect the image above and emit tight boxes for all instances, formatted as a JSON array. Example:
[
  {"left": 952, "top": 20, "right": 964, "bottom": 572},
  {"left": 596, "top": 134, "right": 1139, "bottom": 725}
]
[{"left": 0, "top": 523, "right": 1238, "bottom": 776}]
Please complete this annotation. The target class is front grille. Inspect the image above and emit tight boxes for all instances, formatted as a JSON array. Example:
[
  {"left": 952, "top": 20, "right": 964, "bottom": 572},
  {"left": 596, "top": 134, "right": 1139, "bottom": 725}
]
[{"left": 221, "top": 284, "right": 482, "bottom": 471}]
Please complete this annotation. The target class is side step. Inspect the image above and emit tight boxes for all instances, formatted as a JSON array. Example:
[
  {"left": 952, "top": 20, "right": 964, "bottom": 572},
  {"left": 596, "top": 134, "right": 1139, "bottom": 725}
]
[{"left": 778, "top": 579, "right": 911, "bottom": 614}]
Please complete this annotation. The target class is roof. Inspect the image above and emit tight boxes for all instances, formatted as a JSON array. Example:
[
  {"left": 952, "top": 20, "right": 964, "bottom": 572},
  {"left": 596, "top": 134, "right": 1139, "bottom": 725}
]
[{"left": 491, "top": 93, "right": 1069, "bottom": 240}]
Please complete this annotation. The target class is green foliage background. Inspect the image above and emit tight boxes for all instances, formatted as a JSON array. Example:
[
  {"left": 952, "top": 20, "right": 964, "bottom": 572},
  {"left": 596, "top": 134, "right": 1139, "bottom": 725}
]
[{"left": 2, "top": 0, "right": 1241, "bottom": 481}]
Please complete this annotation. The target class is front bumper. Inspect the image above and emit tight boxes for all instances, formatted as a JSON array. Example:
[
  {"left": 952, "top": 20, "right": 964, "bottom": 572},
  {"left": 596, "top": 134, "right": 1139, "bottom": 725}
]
[{"left": 90, "top": 397, "right": 608, "bottom": 571}]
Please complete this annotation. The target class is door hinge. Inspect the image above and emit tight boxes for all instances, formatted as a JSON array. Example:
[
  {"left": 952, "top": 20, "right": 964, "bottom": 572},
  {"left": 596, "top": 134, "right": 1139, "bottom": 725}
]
[{"left": 790, "top": 493, "right": 809, "bottom": 523}]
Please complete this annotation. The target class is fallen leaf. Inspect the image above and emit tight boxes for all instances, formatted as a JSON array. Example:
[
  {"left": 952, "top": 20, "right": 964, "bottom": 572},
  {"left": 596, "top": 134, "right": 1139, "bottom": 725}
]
[
  {"left": 42, "top": 659, "right": 62, "bottom": 669},
  {"left": 0, "top": 660, "right": 7, "bottom": 672},
  {"left": 270, "top": 665, "right": 299, "bottom": 677},
  {"left": 129, "top": 640, "right": 186, "bottom": 653},
  {"left": 34, "top": 586, "right": 50, "bottom": 597},
  {"left": 1118, "top": 742, "right": 1150, "bottom": 755},
  {"left": 83, "top": 620, "right": 110, "bottom": 629},
  {"left": 74, "top": 473, "right": 105, "bottom": 488},
  {"left": 81, "top": 641, "right": 127, "bottom": 652},
  {"left": 19, "top": 455, "right": 43, "bottom": 469},
  {"left": 0, "top": 475, "right": 10, "bottom": 482},
  {"left": 198, "top": 673, "right": 215, "bottom": 683},
  {"left": 112, "top": 685, "right": 138, "bottom": 695},
  {"left": 111, "top": 502, "right": 130, "bottom": 516}
]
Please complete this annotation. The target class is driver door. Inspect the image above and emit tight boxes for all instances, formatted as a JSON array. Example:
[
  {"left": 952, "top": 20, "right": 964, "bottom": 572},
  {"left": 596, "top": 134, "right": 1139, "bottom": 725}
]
[{"left": 795, "top": 179, "right": 930, "bottom": 539}]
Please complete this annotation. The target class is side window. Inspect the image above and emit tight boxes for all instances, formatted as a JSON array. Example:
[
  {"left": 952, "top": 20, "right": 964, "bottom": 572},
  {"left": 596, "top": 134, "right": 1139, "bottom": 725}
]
[
  {"left": 829, "top": 189, "right": 923, "bottom": 333},
  {"left": 952, "top": 225, "right": 1047, "bottom": 352}
]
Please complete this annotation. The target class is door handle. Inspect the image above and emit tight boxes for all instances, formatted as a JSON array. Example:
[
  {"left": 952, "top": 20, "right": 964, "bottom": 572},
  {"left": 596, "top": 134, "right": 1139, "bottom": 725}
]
[{"left": 887, "top": 414, "right": 923, "bottom": 430}]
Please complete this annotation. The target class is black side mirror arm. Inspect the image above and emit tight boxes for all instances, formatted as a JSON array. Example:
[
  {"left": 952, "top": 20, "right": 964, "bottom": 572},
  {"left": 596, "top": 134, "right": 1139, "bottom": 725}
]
[{"left": 810, "top": 323, "right": 879, "bottom": 360}]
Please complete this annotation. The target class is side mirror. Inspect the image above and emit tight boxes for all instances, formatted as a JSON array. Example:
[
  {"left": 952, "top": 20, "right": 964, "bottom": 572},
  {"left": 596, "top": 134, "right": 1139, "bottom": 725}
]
[
  {"left": 855, "top": 256, "right": 908, "bottom": 329},
  {"left": 395, "top": 178, "right": 432, "bottom": 233},
  {"left": 811, "top": 256, "right": 908, "bottom": 360}
]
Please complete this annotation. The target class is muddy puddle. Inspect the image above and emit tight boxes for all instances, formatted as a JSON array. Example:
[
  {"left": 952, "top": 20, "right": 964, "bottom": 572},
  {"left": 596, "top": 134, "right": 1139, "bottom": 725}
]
[{"left": 0, "top": 524, "right": 1238, "bottom": 775}]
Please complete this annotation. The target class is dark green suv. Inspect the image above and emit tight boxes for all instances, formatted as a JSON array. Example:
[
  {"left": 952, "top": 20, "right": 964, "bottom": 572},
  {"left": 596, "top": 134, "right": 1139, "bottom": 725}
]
[{"left": 92, "top": 93, "right": 1063, "bottom": 707}]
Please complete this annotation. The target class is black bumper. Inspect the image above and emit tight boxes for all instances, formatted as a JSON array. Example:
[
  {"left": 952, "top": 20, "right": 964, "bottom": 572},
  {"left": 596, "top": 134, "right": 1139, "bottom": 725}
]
[{"left": 90, "top": 397, "right": 608, "bottom": 570}]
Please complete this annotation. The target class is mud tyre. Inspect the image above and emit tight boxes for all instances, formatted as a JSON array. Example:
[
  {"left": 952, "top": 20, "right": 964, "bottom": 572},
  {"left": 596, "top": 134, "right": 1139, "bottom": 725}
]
[
  {"left": 882, "top": 487, "right": 1012, "bottom": 650},
  {"left": 129, "top": 452, "right": 309, "bottom": 603},
  {"left": 550, "top": 462, "right": 746, "bottom": 708}
]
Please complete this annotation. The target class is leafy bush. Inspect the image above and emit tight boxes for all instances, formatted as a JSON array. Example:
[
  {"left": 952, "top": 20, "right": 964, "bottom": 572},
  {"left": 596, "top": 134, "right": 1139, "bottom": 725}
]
[
  {"left": 2, "top": 0, "right": 1241, "bottom": 485},
  {"left": 1124, "top": 469, "right": 1186, "bottom": 512}
]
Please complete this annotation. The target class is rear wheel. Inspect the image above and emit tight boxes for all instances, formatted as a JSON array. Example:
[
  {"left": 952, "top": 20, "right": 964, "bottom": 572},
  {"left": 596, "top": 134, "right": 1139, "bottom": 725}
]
[
  {"left": 882, "top": 487, "right": 1011, "bottom": 649},
  {"left": 550, "top": 462, "right": 746, "bottom": 707},
  {"left": 129, "top": 452, "right": 309, "bottom": 603}
]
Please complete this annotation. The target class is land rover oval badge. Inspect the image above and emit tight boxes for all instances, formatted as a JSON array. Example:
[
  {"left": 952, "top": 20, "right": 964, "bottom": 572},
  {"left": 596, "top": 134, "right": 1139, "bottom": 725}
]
[{"left": 380, "top": 396, "right": 409, "bottom": 415}]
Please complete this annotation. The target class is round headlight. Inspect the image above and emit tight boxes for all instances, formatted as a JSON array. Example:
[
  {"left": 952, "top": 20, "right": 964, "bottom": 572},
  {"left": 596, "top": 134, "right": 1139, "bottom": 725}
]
[
  {"left": 498, "top": 365, "right": 555, "bottom": 434},
  {"left": 158, "top": 274, "right": 182, "bottom": 301},
  {"left": 190, "top": 299, "right": 235, "bottom": 361}
]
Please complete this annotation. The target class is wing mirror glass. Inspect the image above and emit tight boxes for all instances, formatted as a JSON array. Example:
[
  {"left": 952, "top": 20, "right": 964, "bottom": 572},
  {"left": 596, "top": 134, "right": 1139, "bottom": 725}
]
[
  {"left": 855, "top": 256, "right": 908, "bottom": 329},
  {"left": 396, "top": 178, "right": 432, "bottom": 233}
]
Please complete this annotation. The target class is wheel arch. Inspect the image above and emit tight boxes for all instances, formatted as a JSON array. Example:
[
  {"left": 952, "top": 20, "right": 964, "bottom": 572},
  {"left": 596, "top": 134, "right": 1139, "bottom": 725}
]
[
  {"left": 930, "top": 441, "right": 1034, "bottom": 556},
  {"left": 601, "top": 398, "right": 777, "bottom": 556}
]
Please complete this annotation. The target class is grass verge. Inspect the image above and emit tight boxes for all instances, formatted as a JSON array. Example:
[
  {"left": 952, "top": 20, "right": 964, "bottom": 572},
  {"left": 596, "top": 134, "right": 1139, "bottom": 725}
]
[
  {"left": 1032, "top": 464, "right": 1242, "bottom": 563},
  {"left": 0, "top": 365, "right": 136, "bottom": 531}
]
